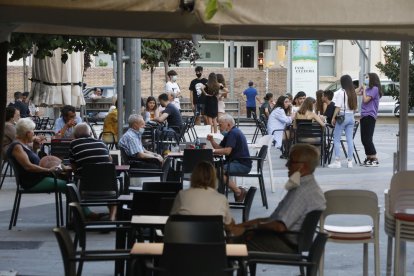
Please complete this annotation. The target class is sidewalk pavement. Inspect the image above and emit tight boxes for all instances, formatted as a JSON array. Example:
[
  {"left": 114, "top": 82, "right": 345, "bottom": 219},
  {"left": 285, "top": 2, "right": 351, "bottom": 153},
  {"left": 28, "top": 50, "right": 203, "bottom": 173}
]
[{"left": 1, "top": 123, "right": 414, "bottom": 275}]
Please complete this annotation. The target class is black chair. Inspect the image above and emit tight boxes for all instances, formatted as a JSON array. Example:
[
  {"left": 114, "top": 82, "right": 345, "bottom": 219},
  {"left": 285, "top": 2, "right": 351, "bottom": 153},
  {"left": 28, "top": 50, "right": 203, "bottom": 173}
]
[
  {"left": 8, "top": 158, "right": 64, "bottom": 230},
  {"left": 142, "top": 181, "right": 183, "bottom": 193},
  {"left": 78, "top": 163, "right": 118, "bottom": 201},
  {"left": 53, "top": 227, "right": 130, "bottom": 276},
  {"left": 98, "top": 131, "right": 117, "bottom": 150},
  {"left": 131, "top": 190, "right": 178, "bottom": 216},
  {"left": 294, "top": 120, "right": 326, "bottom": 166},
  {"left": 50, "top": 138, "right": 73, "bottom": 161},
  {"left": 182, "top": 149, "right": 214, "bottom": 181},
  {"left": 247, "top": 210, "right": 324, "bottom": 276},
  {"left": 229, "top": 186, "right": 257, "bottom": 222},
  {"left": 226, "top": 145, "right": 268, "bottom": 209},
  {"left": 0, "top": 158, "right": 13, "bottom": 189}
]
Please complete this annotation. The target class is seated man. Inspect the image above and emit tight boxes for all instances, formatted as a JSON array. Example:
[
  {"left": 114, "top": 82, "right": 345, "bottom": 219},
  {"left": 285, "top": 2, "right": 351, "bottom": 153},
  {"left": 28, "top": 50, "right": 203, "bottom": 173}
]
[
  {"left": 119, "top": 114, "right": 163, "bottom": 168},
  {"left": 89, "top": 87, "right": 103, "bottom": 100},
  {"left": 207, "top": 114, "right": 252, "bottom": 202},
  {"left": 54, "top": 105, "right": 82, "bottom": 138},
  {"left": 69, "top": 123, "right": 117, "bottom": 220},
  {"left": 153, "top": 93, "right": 183, "bottom": 133},
  {"left": 229, "top": 144, "right": 326, "bottom": 253}
]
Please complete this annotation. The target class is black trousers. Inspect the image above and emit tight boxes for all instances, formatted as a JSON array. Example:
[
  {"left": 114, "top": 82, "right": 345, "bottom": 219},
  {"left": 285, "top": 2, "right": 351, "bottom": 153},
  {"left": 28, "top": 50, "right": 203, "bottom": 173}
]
[
  {"left": 246, "top": 107, "right": 256, "bottom": 118},
  {"left": 360, "top": 116, "right": 377, "bottom": 156}
]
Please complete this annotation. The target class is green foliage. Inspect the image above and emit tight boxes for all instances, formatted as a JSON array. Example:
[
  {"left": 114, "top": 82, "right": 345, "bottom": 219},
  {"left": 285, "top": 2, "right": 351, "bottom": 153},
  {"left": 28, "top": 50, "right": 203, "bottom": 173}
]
[
  {"left": 376, "top": 44, "right": 414, "bottom": 108},
  {"left": 141, "top": 39, "right": 172, "bottom": 71},
  {"left": 8, "top": 33, "right": 117, "bottom": 69},
  {"left": 205, "top": 0, "right": 233, "bottom": 20},
  {"left": 98, "top": 59, "right": 108, "bottom": 67}
]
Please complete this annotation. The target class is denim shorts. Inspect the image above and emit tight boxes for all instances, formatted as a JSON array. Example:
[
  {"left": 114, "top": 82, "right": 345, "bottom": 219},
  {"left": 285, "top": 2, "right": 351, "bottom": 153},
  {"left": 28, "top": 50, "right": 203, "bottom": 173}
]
[{"left": 226, "top": 161, "right": 251, "bottom": 174}]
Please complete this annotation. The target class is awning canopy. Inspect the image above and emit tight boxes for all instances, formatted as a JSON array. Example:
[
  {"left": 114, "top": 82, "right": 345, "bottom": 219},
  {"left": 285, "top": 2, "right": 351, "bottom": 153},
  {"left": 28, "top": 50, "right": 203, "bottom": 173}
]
[{"left": 1, "top": 0, "right": 414, "bottom": 40}]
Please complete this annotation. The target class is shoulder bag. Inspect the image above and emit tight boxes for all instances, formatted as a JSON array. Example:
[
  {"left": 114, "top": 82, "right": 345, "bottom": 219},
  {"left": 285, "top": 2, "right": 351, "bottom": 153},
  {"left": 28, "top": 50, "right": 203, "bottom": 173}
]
[{"left": 335, "top": 89, "right": 346, "bottom": 124}]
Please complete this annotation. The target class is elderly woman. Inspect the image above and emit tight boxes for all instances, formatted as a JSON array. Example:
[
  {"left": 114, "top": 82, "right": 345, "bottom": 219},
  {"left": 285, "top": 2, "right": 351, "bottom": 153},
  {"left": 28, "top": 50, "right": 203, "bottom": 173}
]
[
  {"left": 7, "top": 118, "right": 66, "bottom": 191},
  {"left": 170, "top": 161, "right": 235, "bottom": 229}
]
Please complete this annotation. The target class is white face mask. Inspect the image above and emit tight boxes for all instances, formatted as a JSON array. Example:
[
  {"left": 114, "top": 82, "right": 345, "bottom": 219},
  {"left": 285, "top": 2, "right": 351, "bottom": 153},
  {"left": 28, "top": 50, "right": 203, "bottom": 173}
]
[
  {"left": 138, "top": 128, "right": 145, "bottom": 135},
  {"left": 364, "top": 78, "right": 369, "bottom": 86},
  {"left": 172, "top": 75, "right": 178, "bottom": 82},
  {"left": 284, "top": 171, "right": 301, "bottom": 190}
]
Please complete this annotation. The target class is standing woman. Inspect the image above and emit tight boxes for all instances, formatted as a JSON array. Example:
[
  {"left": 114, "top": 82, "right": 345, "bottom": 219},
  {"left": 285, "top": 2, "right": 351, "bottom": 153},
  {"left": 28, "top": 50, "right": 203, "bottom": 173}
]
[
  {"left": 328, "top": 75, "right": 358, "bottom": 169},
  {"left": 216, "top": 73, "right": 228, "bottom": 118},
  {"left": 358, "top": 73, "right": 381, "bottom": 167},
  {"left": 202, "top": 73, "right": 220, "bottom": 133},
  {"left": 259, "top": 93, "right": 274, "bottom": 119}
]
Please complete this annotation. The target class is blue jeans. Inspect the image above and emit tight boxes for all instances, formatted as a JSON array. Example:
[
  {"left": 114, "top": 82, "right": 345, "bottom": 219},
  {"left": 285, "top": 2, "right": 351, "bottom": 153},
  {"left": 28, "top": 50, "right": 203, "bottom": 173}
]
[
  {"left": 333, "top": 113, "right": 354, "bottom": 160},
  {"left": 226, "top": 161, "right": 252, "bottom": 174}
]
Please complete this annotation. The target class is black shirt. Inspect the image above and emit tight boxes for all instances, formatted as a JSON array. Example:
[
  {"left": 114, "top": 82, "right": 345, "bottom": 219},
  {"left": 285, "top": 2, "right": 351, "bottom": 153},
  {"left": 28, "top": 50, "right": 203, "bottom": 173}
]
[
  {"left": 189, "top": 78, "right": 208, "bottom": 105},
  {"left": 10, "top": 101, "right": 30, "bottom": 118},
  {"left": 162, "top": 103, "right": 183, "bottom": 130},
  {"left": 324, "top": 101, "right": 336, "bottom": 124}
]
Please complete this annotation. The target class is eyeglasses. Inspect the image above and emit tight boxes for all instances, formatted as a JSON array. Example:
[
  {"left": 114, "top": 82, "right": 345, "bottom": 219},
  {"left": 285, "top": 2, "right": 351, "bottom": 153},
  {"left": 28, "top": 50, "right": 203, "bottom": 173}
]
[{"left": 286, "top": 159, "right": 305, "bottom": 166}]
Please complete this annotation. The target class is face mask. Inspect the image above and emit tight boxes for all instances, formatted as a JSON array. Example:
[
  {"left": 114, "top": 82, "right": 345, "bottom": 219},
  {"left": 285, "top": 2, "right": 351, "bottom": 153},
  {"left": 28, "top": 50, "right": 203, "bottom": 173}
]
[
  {"left": 138, "top": 128, "right": 145, "bottom": 135},
  {"left": 364, "top": 79, "right": 369, "bottom": 86},
  {"left": 196, "top": 73, "right": 202, "bottom": 78},
  {"left": 284, "top": 171, "right": 301, "bottom": 190},
  {"left": 172, "top": 75, "right": 178, "bottom": 82},
  {"left": 221, "top": 130, "right": 228, "bottom": 137}
]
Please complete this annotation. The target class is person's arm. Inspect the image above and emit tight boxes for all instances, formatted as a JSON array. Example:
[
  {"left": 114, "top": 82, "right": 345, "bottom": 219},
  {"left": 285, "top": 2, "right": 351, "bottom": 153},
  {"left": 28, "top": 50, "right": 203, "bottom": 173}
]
[
  {"left": 206, "top": 134, "right": 223, "bottom": 150},
  {"left": 361, "top": 87, "right": 373, "bottom": 103},
  {"left": 154, "top": 112, "right": 169, "bottom": 123},
  {"left": 189, "top": 90, "right": 194, "bottom": 110},
  {"left": 256, "top": 95, "right": 262, "bottom": 105},
  {"left": 312, "top": 112, "right": 326, "bottom": 127},
  {"left": 331, "top": 106, "right": 341, "bottom": 125},
  {"left": 141, "top": 149, "right": 163, "bottom": 162},
  {"left": 213, "top": 146, "right": 232, "bottom": 156},
  {"left": 228, "top": 218, "right": 287, "bottom": 237},
  {"left": 12, "top": 144, "right": 54, "bottom": 174}
]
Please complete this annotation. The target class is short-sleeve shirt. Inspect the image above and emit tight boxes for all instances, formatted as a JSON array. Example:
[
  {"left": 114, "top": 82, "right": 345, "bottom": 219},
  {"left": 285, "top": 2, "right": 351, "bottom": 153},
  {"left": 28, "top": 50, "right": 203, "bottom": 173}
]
[
  {"left": 270, "top": 174, "right": 326, "bottom": 233},
  {"left": 162, "top": 103, "right": 183, "bottom": 129},
  {"left": 10, "top": 101, "right": 30, "bottom": 118},
  {"left": 189, "top": 78, "right": 208, "bottom": 105},
  {"left": 361, "top": 86, "right": 380, "bottom": 119},
  {"left": 219, "top": 127, "right": 252, "bottom": 168},
  {"left": 324, "top": 102, "right": 336, "bottom": 124},
  {"left": 119, "top": 128, "right": 145, "bottom": 157},
  {"left": 243, "top": 87, "right": 258, "bottom": 107},
  {"left": 333, "top": 89, "right": 354, "bottom": 113},
  {"left": 54, "top": 116, "right": 83, "bottom": 138},
  {"left": 69, "top": 137, "right": 111, "bottom": 173}
]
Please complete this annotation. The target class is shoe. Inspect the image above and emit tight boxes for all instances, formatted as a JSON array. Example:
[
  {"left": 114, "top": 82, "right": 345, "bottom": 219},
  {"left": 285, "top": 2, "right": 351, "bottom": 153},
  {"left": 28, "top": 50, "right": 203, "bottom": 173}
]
[
  {"left": 328, "top": 160, "right": 341, "bottom": 169},
  {"left": 362, "top": 158, "right": 370, "bottom": 166},
  {"left": 234, "top": 187, "right": 247, "bottom": 202},
  {"left": 347, "top": 160, "right": 353, "bottom": 168},
  {"left": 366, "top": 158, "right": 379, "bottom": 167},
  {"left": 280, "top": 154, "right": 288, "bottom": 159}
]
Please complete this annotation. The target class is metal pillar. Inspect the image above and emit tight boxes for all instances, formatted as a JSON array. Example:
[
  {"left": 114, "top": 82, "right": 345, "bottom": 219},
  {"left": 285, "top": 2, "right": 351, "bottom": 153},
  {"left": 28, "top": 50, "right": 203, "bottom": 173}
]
[
  {"left": 124, "top": 39, "right": 132, "bottom": 118},
  {"left": 116, "top": 38, "right": 124, "bottom": 138},
  {"left": 229, "top": 40, "right": 235, "bottom": 99},
  {"left": 287, "top": 40, "right": 291, "bottom": 94},
  {"left": 398, "top": 41, "right": 409, "bottom": 172}
]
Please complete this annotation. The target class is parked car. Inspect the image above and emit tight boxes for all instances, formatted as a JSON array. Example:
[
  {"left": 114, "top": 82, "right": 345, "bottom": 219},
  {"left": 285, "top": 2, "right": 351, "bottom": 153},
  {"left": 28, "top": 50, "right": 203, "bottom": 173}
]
[{"left": 324, "top": 79, "right": 400, "bottom": 115}]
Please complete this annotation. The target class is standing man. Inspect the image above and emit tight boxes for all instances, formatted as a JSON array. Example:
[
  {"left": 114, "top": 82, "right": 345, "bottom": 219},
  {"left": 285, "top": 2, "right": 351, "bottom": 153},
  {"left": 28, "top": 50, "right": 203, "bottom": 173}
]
[
  {"left": 9, "top": 91, "right": 30, "bottom": 118},
  {"left": 189, "top": 66, "right": 208, "bottom": 125},
  {"left": 243, "top": 81, "right": 261, "bottom": 118},
  {"left": 207, "top": 114, "right": 252, "bottom": 202},
  {"left": 165, "top": 70, "right": 181, "bottom": 110}
]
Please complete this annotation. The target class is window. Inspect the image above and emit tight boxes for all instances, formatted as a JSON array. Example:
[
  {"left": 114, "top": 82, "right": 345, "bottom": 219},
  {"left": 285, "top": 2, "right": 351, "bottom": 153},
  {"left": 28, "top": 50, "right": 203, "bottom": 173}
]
[{"left": 319, "top": 40, "right": 335, "bottom": 77}]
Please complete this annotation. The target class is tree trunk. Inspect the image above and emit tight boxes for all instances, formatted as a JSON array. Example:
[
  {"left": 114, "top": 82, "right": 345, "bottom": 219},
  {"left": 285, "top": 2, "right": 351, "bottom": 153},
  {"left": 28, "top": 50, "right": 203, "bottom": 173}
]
[
  {"left": 150, "top": 67, "right": 154, "bottom": 96},
  {"left": 163, "top": 59, "right": 169, "bottom": 83},
  {"left": 0, "top": 42, "right": 8, "bottom": 168}
]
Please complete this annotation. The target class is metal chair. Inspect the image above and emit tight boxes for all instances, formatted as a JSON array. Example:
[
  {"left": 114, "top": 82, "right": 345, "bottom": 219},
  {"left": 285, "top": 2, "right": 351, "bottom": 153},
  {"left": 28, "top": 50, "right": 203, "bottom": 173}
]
[
  {"left": 319, "top": 189, "right": 380, "bottom": 276},
  {"left": 98, "top": 131, "right": 117, "bottom": 150},
  {"left": 229, "top": 186, "right": 257, "bottom": 222},
  {"left": 248, "top": 134, "right": 275, "bottom": 192},
  {"left": 142, "top": 181, "right": 183, "bottom": 193},
  {"left": 294, "top": 119, "right": 326, "bottom": 166},
  {"left": 181, "top": 148, "right": 214, "bottom": 182},
  {"left": 50, "top": 138, "right": 73, "bottom": 161}
]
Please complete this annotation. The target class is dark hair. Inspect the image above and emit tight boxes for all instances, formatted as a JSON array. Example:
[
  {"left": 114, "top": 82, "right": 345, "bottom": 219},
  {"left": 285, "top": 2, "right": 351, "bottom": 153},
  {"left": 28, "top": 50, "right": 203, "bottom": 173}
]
[
  {"left": 315, "top": 90, "right": 324, "bottom": 114},
  {"left": 206, "top": 72, "right": 220, "bottom": 96},
  {"left": 367, "top": 73, "right": 382, "bottom": 98},
  {"left": 14, "top": 91, "right": 22, "bottom": 100},
  {"left": 264, "top": 93, "right": 273, "bottom": 101},
  {"left": 323, "top": 90, "right": 334, "bottom": 101},
  {"left": 6, "top": 106, "right": 17, "bottom": 121},
  {"left": 248, "top": 81, "right": 254, "bottom": 86},
  {"left": 146, "top": 96, "right": 157, "bottom": 111},
  {"left": 158, "top": 93, "right": 169, "bottom": 102},
  {"left": 216, "top": 74, "right": 226, "bottom": 87},
  {"left": 293, "top": 91, "right": 306, "bottom": 105},
  {"left": 340, "top": 74, "right": 357, "bottom": 111},
  {"left": 60, "top": 105, "right": 76, "bottom": 118},
  {"left": 298, "top": 97, "right": 316, "bottom": 115},
  {"left": 275, "top": 95, "right": 288, "bottom": 110},
  {"left": 22, "top": 92, "right": 30, "bottom": 97},
  {"left": 195, "top": 66, "right": 203, "bottom": 72},
  {"left": 167, "top": 70, "right": 177, "bottom": 77}
]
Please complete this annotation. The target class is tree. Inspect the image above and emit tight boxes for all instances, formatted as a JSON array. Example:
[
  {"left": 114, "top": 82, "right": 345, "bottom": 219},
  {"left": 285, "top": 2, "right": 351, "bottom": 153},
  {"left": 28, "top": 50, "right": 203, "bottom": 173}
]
[{"left": 376, "top": 44, "right": 414, "bottom": 108}]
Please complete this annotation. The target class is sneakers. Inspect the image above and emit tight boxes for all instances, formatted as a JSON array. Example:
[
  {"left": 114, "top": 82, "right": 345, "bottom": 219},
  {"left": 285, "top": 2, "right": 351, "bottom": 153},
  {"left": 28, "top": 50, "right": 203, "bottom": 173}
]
[
  {"left": 347, "top": 160, "right": 353, "bottom": 168},
  {"left": 328, "top": 160, "right": 341, "bottom": 169},
  {"left": 234, "top": 187, "right": 247, "bottom": 202},
  {"left": 364, "top": 158, "right": 379, "bottom": 167}
]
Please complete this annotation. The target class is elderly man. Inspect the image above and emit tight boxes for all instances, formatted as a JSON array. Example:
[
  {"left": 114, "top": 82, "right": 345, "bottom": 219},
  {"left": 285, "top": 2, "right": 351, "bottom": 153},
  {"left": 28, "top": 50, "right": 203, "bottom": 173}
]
[
  {"left": 229, "top": 144, "right": 326, "bottom": 253},
  {"left": 207, "top": 114, "right": 252, "bottom": 202},
  {"left": 54, "top": 105, "right": 83, "bottom": 138},
  {"left": 119, "top": 114, "right": 163, "bottom": 168},
  {"left": 69, "top": 123, "right": 116, "bottom": 220}
]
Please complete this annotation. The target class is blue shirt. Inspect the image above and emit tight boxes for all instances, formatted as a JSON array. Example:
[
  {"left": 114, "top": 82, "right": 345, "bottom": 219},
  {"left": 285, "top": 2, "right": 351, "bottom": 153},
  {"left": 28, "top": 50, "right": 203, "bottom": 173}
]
[
  {"left": 220, "top": 127, "right": 252, "bottom": 168},
  {"left": 119, "top": 128, "right": 144, "bottom": 157},
  {"left": 54, "top": 116, "right": 83, "bottom": 138},
  {"left": 243, "top": 87, "right": 258, "bottom": 107}
]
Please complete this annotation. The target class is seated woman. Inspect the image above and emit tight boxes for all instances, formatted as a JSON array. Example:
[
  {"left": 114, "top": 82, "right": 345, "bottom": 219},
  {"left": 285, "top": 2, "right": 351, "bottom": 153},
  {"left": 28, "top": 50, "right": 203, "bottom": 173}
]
[
  {"left": 293, "top": 97, "right": 326, "bottom": 143},
  {"left": 170, "top": 161, "right": 235, "bottom": 230},
  {"left": 7, "top": 118, "right": 66, "bottom": 192},
  {"left": 144, "top": 96, "right": 160, "bottom": 122}
]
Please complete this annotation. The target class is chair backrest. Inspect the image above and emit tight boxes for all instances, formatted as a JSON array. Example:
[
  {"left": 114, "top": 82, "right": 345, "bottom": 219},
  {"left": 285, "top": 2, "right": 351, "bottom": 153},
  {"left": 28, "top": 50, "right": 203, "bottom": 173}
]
[
  {"left": 119, "top": 146, "right": 130, "bottom": 165},
  {"left": 68, "top": 202, "right": 88, "bottom": 249},
  {"left": 306, "top": 232, "right": 329, "bottom": 276},
  {"left": 50, "top": 139, "right": 73, "bottom": 160},
  {"left": 160, "top": 242, "right": 228, "bottom": 276},
  {"left": 79, "top": 163, "right": 118, "bottom": 196},
  {"left": 164, "top": 215, "right": 225, "bottom": 243},
  {"left": 256, "top": 135, "right": 273, "bottom": 148},
  {"left": 109, "top": 150, "right": 121, "bottom": 165},
  {"left": 255, "top": 145, "right": 268, "bottom": 171},
  {"left": 295, "top": 120, "right": 324, "bottom": 144},
  {"left": 66, "top": 183, "right": 82, "bottom": 203},
  {"left": 389, "top": 171, "right": 414, "bottom": 213},
  {"left": 243, "top": 187, "right": 257, "bottom": 221},
  {"left": 53, "top": 227, "right": 76, "bottom": 276},
  {"left": 142, "top": 181, "right": 183, "bottom": 193},
  {"left": 297, "top": 210, "right": 323, "bottom": 252},
  {"left": 131, "top": 190, "right": 177, "bottom": 215},
  {"left": 182, "top": 149, "right": 214, "bottom": 174}
]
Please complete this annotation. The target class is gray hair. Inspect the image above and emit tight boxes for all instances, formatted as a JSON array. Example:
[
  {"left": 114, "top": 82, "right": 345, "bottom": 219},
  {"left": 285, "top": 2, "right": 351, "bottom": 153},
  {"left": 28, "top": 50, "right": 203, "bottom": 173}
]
[
  {"left": 73, "top": 123, "right": 91, "bottom": 138},
  {"left": 289, "top": 144, "right": 320, "bottom": 173},
  {"left": 15, "top": 118, "right": 35, "bottom": 138},
  {"left": 128, "top": 114, "right": 144, "bottom": 127},
  {"left": 218, "top": 114, "right": 235, "bottom": 126}
]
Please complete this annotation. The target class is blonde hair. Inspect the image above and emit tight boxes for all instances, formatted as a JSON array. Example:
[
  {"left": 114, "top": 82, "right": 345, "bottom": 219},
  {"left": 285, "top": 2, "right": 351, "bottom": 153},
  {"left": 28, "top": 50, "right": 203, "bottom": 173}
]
[
  {"left": 190, "top": 161, "right": 217, "bottom": 189},
  {"left": 15, "top": 118, "right": 35, "bottom": 138}
]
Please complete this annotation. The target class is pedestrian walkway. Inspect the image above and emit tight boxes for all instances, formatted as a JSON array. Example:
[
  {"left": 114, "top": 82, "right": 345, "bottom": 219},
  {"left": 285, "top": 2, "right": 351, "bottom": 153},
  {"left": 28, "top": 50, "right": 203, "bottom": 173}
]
[{"left": 0, "top": 124, "right": 414, "bottom": 275}]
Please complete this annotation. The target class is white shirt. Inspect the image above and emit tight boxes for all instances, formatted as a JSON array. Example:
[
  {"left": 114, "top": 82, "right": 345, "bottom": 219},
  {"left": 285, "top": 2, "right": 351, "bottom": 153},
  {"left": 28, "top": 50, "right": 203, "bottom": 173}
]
[
  {"left": 165, "top": 81, "right": 181, "bottom": 109},
  {"left": 333, "top": 88, "right": 353, "bottom": 113}
]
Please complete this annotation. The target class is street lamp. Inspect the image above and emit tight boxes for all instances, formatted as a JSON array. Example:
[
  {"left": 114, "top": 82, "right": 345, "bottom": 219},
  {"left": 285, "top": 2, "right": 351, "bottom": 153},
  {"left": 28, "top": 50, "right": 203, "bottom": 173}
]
[{"left": 258, "top": 52, "right": 264, "bottom": 70}]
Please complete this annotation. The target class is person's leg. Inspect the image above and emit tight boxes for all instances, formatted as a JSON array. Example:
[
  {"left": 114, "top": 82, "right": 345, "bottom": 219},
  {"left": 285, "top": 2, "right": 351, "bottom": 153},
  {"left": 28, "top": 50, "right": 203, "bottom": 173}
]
[
  {"left": 212, "top": 116, "right": 218, "bottom": 133},
  {"left": 245, "top": 231, "right": 296, "bottom": 253},
  {"left": 333, "top": 121, "right": 344, "bottom": 160},
  {"left": 226, "top": 161, "right": 251, "bottom": 201},
  {"left": 364, "top": 116, "right": 377, "bottom": 158},
  {"left": 344, "top": 115, "right": 355, "bottom": 161},
  {"left": 247, "top": 107, "right": 252, "bottom": 118},
  {"left": 28, "top": 177, "right": 67, "bottom": 192},
  {"left": 360, "top": 116, "right": 369, "bottom": 156}
]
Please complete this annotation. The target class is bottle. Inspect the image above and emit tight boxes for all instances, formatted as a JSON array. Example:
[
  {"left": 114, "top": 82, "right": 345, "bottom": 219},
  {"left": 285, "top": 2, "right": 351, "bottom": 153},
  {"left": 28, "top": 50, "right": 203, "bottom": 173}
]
[{"left": 195, "top": 138, "right": 201, "bottom": 149}]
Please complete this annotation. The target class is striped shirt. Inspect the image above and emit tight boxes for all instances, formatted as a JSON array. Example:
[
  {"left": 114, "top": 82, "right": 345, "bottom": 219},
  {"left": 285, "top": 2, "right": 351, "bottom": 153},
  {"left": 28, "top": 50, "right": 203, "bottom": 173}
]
[{"left": 69, "top": 137, "right": 111, "bottom": 173}]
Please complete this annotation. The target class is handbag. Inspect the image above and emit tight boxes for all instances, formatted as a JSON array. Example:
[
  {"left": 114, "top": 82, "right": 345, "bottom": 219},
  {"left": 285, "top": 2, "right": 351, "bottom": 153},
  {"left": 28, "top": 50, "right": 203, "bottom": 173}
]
[{"left": 335, "top": 89, "right": 346, "bottom": 124}]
